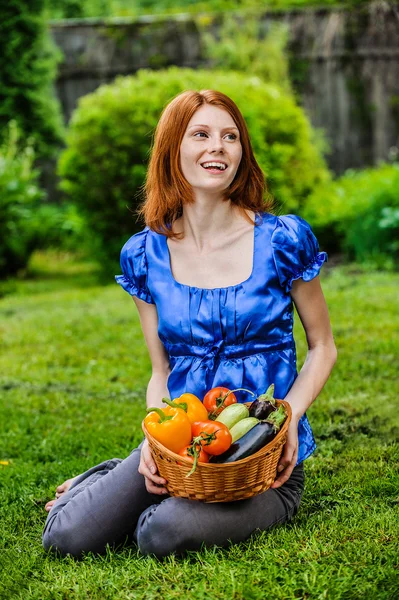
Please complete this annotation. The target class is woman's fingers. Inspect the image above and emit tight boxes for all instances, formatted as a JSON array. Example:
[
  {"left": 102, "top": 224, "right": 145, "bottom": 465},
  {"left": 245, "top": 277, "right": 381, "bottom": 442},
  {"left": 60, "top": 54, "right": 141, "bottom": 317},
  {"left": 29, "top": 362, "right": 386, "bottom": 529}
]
[
  {"left": 139, "top": 440, "right": 168, "bottom": 494},
  {"left": 271, "top": 444, "right": 298, "bottom": 489},
  {"left": 270, "top": 422, "right": 298, "bottom": 489},
  {"left": 144, "top": 476, "right": 168, "bottom": 495}
]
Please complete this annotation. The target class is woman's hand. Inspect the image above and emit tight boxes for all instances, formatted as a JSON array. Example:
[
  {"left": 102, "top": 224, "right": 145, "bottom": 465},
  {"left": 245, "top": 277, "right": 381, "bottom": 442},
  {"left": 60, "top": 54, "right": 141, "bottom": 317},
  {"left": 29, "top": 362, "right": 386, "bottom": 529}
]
[
  {"left": 271, "top": 417, "right": 299, "bottom": 489},
  {"left": 138, "top": 439, "right": 168, "bottom": 495}
]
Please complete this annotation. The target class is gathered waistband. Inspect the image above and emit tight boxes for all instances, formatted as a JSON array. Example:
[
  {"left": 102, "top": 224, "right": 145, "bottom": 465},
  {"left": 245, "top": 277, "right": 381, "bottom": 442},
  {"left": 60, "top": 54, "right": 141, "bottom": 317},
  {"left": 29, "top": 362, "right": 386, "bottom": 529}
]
[{"left": 165, "top": 338, "right": 295, "bottom": 360}]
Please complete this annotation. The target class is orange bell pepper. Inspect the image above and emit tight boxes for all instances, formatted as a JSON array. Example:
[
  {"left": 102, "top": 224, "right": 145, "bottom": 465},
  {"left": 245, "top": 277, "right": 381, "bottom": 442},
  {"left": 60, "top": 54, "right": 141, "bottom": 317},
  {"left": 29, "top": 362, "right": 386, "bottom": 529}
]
[
  {"left": 144, "top": 406, "right": 192, "bottom": 454},
  {"left": 162, "top": 394, "right": 208, "bottom": 424}
]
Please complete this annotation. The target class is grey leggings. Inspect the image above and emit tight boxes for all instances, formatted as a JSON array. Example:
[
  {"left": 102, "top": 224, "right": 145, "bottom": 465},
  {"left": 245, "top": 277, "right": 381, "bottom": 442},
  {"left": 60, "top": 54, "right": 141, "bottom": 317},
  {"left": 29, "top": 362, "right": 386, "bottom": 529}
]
[{"left": 43, "top": 444, "right": 305, "bottom": 559}]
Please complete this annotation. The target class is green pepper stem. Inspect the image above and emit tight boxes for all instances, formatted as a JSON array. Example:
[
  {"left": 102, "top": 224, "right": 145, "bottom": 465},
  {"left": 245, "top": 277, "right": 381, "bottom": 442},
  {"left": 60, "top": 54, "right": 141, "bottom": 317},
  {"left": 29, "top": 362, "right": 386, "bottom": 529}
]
[
  {"left": 162, "top": 397, "right": 188, "bottom": 412},
  {"left": 146, "top": 407, "right": 173, "bottom": 423}
]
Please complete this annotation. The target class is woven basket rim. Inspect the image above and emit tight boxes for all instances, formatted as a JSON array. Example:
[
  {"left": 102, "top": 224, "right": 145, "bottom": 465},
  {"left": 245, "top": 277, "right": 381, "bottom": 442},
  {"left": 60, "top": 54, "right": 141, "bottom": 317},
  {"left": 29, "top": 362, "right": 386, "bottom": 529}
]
[{"left": 142, "top": 399, "right": 291, "bottom": 467}]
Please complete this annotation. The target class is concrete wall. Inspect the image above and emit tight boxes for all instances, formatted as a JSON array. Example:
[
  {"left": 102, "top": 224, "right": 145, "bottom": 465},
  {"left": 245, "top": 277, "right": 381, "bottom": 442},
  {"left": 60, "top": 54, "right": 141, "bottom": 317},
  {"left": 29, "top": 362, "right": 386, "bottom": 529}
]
[{"left": 50, "top": 2, "right": 399, "bottom": 174}]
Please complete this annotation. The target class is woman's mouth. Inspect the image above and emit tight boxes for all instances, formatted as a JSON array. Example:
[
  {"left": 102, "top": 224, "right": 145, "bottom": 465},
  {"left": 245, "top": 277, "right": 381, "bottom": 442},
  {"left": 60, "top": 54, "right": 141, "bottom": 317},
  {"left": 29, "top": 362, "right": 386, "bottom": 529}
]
[{"left": 201, "top": 161, "right": 228, "bottom": 173}]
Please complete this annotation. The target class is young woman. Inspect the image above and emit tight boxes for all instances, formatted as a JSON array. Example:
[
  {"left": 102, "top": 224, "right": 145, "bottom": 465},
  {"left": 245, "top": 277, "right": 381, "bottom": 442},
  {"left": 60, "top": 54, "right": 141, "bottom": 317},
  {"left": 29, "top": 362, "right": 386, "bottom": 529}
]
[{"left": 43, "top": 90, "right": 337, "bottom": 559}]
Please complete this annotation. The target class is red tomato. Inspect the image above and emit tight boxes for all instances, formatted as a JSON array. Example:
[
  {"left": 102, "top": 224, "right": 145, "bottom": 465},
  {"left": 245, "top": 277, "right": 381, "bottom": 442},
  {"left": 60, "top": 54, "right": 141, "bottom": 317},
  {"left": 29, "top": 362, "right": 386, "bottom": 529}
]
[
  {"left": 203, "top": 387, "right": 238, "bottom": 419},
  {"left": 191, "top": 420, "right": 232, "bottom": 455},
  {"left": 178, "top": 444, "right": 210, "bottom": 464}
]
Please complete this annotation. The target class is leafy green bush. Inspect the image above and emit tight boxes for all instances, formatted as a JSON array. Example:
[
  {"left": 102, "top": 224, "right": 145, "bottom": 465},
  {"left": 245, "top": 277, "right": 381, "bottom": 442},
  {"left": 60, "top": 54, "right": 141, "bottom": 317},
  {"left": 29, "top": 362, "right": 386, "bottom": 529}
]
[
  {"left": 58, "top": 67, "right": 329, "bottom": 273},
  {"left": 0, "top": 0, "right": 64, "bottom": 158},
  {"left": 302, "top": 163, "right": 399, "bottom": 265},
  {"left": 0, "top": 122, "right": 87, "bottom": 279},
  {"left": 0, "top": 123, "right": 45, "bottom": 277}
]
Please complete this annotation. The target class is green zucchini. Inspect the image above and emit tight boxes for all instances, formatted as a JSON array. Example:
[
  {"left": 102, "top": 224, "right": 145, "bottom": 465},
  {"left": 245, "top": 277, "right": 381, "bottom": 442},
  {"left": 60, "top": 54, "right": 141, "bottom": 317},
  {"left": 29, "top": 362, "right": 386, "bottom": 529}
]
[
  {"left": 216, "top": 403, "right": 249, "bottom": 429},
  {"left": 229, "top": 417, "right": 259, "bottom": 443}
]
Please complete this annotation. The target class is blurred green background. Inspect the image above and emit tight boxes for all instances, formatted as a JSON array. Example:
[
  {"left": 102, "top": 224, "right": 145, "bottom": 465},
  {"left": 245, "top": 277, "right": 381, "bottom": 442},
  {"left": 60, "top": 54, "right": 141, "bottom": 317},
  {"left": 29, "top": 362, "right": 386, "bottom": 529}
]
[{"left": 1, "top": 0, "right": 398, "bottom": 282}]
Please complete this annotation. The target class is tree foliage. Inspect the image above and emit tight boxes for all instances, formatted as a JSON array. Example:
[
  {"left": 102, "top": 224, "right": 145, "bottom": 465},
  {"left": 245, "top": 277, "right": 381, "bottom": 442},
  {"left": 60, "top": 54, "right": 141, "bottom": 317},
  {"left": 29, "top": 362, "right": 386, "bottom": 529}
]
[
  {"left": 0, "top": 0, "right": 64, "bottom": 158},
  {"left": 46, "top": 0, "right": 375, "bottom": 20}
]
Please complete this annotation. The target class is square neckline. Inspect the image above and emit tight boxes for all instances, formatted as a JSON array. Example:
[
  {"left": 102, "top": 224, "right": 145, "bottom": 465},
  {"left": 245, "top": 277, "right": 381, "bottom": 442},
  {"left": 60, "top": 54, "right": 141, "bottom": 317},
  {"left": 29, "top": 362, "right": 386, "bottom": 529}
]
[{"left": 163, "top": 212, "right": 261, "bottom": 291}]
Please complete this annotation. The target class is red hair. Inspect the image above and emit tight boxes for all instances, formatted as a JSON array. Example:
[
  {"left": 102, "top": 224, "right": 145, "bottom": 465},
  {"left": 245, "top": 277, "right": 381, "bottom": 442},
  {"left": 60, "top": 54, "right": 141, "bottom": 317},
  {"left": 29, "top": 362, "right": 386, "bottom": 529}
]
[{"left": 139, "top": 89, "right": 272, "bottom": 236}]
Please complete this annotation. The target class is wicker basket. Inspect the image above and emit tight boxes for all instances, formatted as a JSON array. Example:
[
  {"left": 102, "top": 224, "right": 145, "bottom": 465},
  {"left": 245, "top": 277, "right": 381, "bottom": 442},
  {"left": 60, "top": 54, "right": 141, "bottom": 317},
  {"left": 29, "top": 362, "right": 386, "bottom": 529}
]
[{"left": 142, "top": 400, "right": 291, "bottom": 503}]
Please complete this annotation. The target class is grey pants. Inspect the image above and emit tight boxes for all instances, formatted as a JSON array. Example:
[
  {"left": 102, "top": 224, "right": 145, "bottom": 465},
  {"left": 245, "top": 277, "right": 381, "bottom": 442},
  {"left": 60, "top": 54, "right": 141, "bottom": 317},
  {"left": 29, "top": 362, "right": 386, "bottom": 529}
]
[{"left": 43, "top": 444, "right": 304, "bottom": 559}]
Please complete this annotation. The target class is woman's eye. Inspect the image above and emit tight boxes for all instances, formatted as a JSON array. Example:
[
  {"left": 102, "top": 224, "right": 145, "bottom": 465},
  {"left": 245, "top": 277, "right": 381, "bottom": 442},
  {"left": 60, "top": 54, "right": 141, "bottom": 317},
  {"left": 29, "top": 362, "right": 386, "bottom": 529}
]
[{"left": 192, "top": 131, "right": 238, "bottom": 140}]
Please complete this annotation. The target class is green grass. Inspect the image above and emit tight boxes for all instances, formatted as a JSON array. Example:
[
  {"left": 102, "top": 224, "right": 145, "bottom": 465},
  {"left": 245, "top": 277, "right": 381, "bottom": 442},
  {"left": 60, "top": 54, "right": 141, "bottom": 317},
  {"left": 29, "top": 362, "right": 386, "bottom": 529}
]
[{"left": 0, "top": 252, "right": 398, "bottom": 600}]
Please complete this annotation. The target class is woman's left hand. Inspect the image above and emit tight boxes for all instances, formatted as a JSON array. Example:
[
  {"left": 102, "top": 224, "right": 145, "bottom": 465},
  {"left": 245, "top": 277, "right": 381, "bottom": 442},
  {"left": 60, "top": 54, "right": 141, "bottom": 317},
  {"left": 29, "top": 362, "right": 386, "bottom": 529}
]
[{"left": 271, "top": 417, "right": 299, "bottom": 489}]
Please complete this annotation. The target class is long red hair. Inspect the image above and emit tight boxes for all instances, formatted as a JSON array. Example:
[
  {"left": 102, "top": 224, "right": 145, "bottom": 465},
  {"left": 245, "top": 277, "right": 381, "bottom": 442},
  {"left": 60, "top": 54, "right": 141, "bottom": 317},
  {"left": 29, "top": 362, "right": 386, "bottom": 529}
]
[{"left": 139, "top": 89, "right": 272, "bottom": 236}]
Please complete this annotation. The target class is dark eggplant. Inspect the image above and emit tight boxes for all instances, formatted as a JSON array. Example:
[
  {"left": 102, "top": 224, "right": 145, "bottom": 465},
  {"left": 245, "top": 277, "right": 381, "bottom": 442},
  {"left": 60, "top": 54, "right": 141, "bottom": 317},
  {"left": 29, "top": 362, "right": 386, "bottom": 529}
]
[
  {"left": 248, "top": 383, "right": 277, "bottom": 420},
  {"left": 211, "top": 405, "right": 287, "bottom": 464}
]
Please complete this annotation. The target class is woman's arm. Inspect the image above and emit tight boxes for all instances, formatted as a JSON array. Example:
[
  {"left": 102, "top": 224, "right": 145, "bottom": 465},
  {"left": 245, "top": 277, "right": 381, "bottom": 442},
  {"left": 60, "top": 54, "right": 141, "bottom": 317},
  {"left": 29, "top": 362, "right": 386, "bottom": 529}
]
[
  {"left": 271, "top": 276, "right": 337, "bottom": 489},
  {"left": 132, "top": 297, "right": 171, "bottom": 410},
  {"left": 132, "top": 297, "right": 170, "bottom": 494}
]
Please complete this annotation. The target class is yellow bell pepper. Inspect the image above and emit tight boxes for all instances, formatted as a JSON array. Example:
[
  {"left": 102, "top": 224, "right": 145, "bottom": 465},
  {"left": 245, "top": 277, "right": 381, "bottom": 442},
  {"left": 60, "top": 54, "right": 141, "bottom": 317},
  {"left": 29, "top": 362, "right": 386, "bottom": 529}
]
[
  {"left": 162, "top": 394, "right": 208, "bottom": 424},
  {"left": 144, "top": 406, "right": 192, "bottom": 454}
]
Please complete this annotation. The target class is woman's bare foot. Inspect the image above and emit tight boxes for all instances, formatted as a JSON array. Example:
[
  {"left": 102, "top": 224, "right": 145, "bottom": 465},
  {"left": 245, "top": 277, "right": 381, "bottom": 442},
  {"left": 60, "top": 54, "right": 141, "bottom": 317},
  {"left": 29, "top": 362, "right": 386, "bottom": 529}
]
[{"left": 45, "top": 477, "right": 77, "bottom": 512}]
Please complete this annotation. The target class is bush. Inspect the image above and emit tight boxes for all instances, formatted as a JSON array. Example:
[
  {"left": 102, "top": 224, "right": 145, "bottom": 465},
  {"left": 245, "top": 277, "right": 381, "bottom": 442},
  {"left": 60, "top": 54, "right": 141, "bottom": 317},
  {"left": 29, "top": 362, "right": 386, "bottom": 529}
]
[
  {"left": 302, "top": 163, "right": 399, "bottom": 265},
  {"left": 0, "top": 122, "right": 87, "bottom": 279},
  {"left": 58, "top": 67, "right": 329, "bottom": 273},
  {"left": 0, "top": 0, "right": 64, "bottom": 158},
  {"left": 0, "top": 123, "right": 45, "bottom": 277}
]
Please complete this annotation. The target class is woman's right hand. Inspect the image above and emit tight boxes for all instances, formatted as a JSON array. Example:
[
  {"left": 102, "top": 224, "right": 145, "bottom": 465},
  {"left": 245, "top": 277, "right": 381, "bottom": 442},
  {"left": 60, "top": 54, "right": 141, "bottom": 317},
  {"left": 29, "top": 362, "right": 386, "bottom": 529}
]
[{"left": 138, "top": 439, "right": 168, "bottom": 495}]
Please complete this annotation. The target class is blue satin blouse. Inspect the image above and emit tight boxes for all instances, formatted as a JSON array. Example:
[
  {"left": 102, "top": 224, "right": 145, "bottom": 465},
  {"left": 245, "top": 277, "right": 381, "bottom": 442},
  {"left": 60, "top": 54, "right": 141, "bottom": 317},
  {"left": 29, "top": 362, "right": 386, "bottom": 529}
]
[{"left": 116, "top": 212, "right": 327, "bottom": 464}]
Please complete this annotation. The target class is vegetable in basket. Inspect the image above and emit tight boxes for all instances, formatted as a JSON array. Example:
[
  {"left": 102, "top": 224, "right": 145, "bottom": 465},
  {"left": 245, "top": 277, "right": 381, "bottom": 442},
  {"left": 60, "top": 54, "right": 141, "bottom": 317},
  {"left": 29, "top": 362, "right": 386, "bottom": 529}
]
[
  {"left": 229, "top": 417, "right": 259, "bottom": 443},
  {"left": 191, "top": 420, "right": 232, "bottom": 455},
  {"left": 144, "top": 406, "right": 192, "bottom": 454},
  {"left": 216, "top": 403, "right": 249, "bottom": 429},
  {"left": 179, "top": 442, "right": 210, "bottom": 478},
  {"left": 211, "top": 404, "right": 287, "bottom": 464},
  {"left": 178, "top": 444, "right": 210, "bottom": 465},
  {"left": 162, "top": 394, "right": 208, "bottom": 423},
  {"left": 248, "top": 384, "right": 277, "bottom": 420},
  {"left": 204, "top": 386, "right": 255, "bottom": 420}
]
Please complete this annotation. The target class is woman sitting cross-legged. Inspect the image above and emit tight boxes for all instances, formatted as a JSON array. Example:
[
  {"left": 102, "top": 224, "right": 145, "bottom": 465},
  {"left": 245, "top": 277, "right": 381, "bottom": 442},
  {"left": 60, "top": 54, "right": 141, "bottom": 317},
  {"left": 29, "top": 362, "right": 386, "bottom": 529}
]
[{"left": 43, "top": 89, "right": 337, "bottom": 559}]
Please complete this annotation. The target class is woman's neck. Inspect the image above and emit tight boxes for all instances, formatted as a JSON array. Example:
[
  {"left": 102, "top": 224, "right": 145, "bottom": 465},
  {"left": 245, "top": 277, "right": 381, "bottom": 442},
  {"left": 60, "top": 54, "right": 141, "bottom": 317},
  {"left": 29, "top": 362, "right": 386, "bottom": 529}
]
[{"left": 176, "top": 200, "right": 245, "bottom": 252}]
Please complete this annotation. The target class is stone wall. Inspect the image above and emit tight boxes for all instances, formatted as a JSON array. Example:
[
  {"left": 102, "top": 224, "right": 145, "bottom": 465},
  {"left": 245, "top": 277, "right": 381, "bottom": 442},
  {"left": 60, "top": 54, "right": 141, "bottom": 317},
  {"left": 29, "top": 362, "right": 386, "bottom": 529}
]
[{"left": 50, "top": 2, "right": 399, "bottom": 174}]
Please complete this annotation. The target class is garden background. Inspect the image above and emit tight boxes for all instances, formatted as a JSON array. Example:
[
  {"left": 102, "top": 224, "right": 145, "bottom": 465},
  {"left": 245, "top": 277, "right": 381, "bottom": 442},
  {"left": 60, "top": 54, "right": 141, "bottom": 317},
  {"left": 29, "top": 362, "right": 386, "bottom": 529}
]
[{"left": 0, "top": 1, "right": 398, "bottom": 599}]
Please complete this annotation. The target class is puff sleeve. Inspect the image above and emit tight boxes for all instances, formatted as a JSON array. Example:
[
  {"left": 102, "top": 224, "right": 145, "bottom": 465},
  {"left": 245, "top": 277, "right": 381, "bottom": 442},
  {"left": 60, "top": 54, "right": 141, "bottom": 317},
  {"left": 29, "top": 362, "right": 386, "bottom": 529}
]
[
  {"left": 271, "top": 215, "right": 327, "bottom": 293},
  {"left": 115, "top": 228, "right": 154, "bottom": 304}
]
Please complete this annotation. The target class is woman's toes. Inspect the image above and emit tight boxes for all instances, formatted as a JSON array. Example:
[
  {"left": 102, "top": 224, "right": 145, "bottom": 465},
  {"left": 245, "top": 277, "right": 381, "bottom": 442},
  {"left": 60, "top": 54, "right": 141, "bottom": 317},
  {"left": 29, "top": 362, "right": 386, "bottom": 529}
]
[
  {"left": 45, "top": 499, "right": 57, "bottom": 512},
  {"left": 46, "top": 477, "right": 77, "bottom": 511},
  {"left": 56, "top": 477, "right": 75, "bottom": 495}
]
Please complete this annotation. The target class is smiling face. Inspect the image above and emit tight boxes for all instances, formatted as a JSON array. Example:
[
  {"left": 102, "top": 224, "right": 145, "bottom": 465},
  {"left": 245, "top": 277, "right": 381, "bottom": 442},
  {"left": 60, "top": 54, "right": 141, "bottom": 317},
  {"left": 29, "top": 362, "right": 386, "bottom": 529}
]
[{"left": 179, "top": 104, "right": 243, "bottom": 199}]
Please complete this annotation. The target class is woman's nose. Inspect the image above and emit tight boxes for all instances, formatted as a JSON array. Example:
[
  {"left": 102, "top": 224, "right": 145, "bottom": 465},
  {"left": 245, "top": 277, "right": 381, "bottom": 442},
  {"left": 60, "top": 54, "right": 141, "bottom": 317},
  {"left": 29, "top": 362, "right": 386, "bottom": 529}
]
[{"left": 208, "top": 136, "right": 224, "bottom": 153}]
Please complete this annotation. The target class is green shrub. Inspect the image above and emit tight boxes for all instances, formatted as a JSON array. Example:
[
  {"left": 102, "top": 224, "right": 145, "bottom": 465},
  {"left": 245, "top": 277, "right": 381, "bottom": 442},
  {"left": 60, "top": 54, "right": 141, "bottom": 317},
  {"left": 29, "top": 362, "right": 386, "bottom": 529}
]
[
  {"left": 0, "top": 0, "right": 64, "bottom": 158},
  {"left": 0, "top": 122, "right": 87, "bottom": 279},
  {"left": 28, "top": 201, "right": 88, "bottom": 253},
  {"left": 58, "top": 67, "right": 329, "bottom": 273},
  {"left": 302, "top": 163, "right": 399, "bottom": 265},
  {"left": 0, "top": 123, "right": 45, "bottom": 278}
]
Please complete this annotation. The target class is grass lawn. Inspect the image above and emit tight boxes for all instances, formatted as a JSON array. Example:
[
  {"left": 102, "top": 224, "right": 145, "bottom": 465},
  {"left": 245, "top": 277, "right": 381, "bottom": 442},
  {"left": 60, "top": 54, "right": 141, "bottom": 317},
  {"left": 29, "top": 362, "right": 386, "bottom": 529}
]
[{"left": 0, "top": 252, "right": 398, "bottom": 600}]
